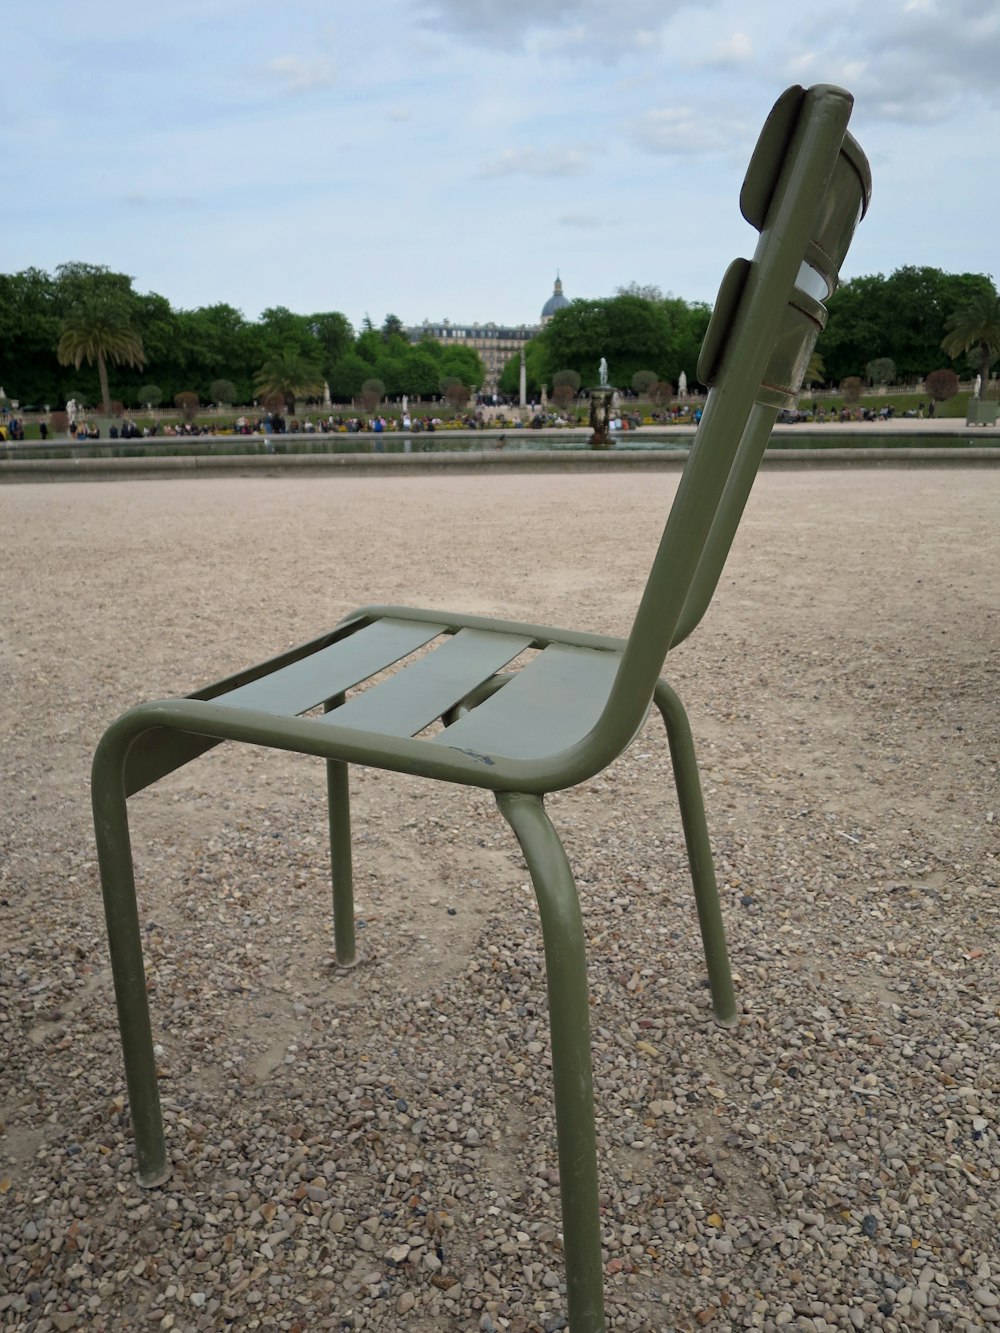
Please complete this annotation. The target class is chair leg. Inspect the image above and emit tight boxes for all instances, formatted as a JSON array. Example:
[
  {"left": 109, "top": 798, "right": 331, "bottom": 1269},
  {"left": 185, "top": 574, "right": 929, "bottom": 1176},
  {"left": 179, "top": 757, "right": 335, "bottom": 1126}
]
[
  {"left": 653, "top": 680, "right": 738, "bottom": 1026},
  {"left": 91, "top": 733, "right": 170, "bottom": 1187},
  {"left": 496, "top": 791, "right": 606, "bottom": 1333},
  {"left": 324, "top": 696, "right": 357, "bottom": 967}
]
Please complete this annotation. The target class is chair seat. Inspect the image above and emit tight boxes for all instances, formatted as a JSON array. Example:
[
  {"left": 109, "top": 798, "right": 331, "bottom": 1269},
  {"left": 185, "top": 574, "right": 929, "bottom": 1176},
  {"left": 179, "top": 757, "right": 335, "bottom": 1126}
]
[{"left": 210, "top": 612, "right": 624, "bottom": 765}]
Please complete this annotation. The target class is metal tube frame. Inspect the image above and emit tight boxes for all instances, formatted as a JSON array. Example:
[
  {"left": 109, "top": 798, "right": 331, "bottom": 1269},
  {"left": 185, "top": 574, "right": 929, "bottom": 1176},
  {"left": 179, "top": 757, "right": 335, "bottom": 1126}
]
[
  {"left": 325, "top": 693, "right": 357, "bottom": 966},
  {"left": 654, "top": 680, "right": 737, "bottom": 1026},
  {"left": 496, "top": 791, "right": 606, "bottom": 1333}
]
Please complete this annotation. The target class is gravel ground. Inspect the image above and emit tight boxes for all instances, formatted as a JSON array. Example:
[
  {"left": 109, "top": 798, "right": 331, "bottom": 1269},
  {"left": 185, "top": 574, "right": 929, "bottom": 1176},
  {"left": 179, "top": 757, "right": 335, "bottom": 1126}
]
[{"left": 1, "top": 469, "right": 998, "bottom": 1333}]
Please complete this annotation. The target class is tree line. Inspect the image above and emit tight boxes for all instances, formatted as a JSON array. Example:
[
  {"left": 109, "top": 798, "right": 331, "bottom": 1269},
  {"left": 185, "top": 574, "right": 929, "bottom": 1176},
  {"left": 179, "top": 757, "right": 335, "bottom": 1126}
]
[
  {"left": 0, "top": 264, "right": 485, "bottom": 413},
  {"left": 1, "top": 261, "right": 998, "bottom": 414}
]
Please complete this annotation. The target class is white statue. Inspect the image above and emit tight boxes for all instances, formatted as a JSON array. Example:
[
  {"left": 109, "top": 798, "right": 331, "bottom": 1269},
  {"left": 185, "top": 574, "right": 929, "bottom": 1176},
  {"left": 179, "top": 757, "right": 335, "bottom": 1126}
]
[
  {"left": 598, "top": 357, "right": 608, "bottom": 387},
  {"left": 975, "top": 373, "right": 982, "bottom": 399},
  {"left": 66, "top": 398, "right": 78, "bottom": 424},
  {"left": 678, "top": 371, "right": 688, "bottom": 398}
]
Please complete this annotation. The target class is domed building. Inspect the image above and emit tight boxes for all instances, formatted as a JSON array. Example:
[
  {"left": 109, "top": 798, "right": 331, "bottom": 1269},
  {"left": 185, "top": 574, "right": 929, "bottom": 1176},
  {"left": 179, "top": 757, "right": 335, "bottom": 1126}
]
[
  {"left": 541, "top": 275, "right": 569, "bottom": 323},
  {"left": 404, "top": 277, "right": 572, "bottom": 395}
]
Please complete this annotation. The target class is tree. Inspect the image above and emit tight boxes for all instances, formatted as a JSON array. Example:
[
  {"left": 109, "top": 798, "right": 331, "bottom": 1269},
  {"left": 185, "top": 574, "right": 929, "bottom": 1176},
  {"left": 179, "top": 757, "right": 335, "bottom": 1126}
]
[
  {"left": 649, "top": 380, "right": 674, "bottom": 409},
  {"left": 210, "top": 378, "right": 237, "bottom": 406},
  {"left": 137, "top": 384, "right": 163, "bottom": 408},
  {"left": 399, "top": 346, "right": 441, "bottom": 399},
  {"left": 440, "top": 376, "right": 470, "bottom": 415},
  {"left": 171, "top": 303, "right": 257, "bottom": 404},
  {"left": 174, "top": 391, "right": 200, "bottom": 422},
  {"left": 550, "top": 369, "right": 580, "bottom": 411},
  {"left": 257, "top": 306, "right": 316, "bottom": 358},
  {"left": 541, "top": 294, "right": 708, "bottom": 391},
  {"left": 498, "top": 341, "right": 547, "bottom": 400},
  {"left": 804, "top": 350, "right": 825, "bottom": 388},
  {"left": 361, "top": 377, "right": 385, "bottom": 412},
  {"left": 328, "top": 352, "right": 374, "bottom": 401},
  {"left": 308, "top": 311, "right": 354, "bottom": 372},
  {"left": 437, "top": 343, "right": 484, "bottom": 390},
  {"left": 941, "top": 285, "right": 1000, "bottom": 397},
  {"left": 57, "top": 301, "right": 146, "bottom": 415},
  {"left": 840, "top": 375, "right": 862, "bottom": 403},
  {"left": 631, "top": 370, "right": 658, "bottom": 395},
  {"left": 924, "top": 368, "right": 959, "bottom": 403},
  {"left": 865, "top": 356, "right": 896, "bottom": 387},
  {"left": 381, "top": 313, "right": 405, "bottom": 340},
  {"left": 0, "top": 268, "right": 61, "bottom": 408},
  {"left": 820, "top": 266, "right": 996, "bottom": 385},
  {"left": 254, "top": 347, "right": 323, "bottom": 413},
  {"left": 616, "top": 282, "right": 664, "bottom": 302}
]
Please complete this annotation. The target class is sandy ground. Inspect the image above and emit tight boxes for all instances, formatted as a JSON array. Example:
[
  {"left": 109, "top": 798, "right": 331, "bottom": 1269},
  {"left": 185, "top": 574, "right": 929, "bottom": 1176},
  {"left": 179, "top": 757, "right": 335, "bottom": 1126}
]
[{"left": 1, "top": 469, "right": 998, "bottom": 1332}]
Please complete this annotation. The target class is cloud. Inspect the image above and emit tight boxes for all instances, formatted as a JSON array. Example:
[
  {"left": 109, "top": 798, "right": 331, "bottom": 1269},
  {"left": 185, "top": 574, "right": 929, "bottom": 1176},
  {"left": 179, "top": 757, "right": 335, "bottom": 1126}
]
[
  {"left": 125, "top": 192, "right": 200, "bottom": 209},
  {"left": 418, "top": 0, "right": 696, "bottom": 51},
  {"left": 557, "top": 212, "right": 605, "bottom": 228},
  {"left": 264, "top": 55, "right": 336, "bottom": 93},
  {"left": 709, "top": 31, "right": 753, "bottom": 65},
  {"left": 479, "top": 146, "right": 589, "bottom": 177},
  {"left": 626, "top": 106, "right": 743, "bottom": 156},
  {"left": 783, "top": 0, "right": 1000, "bottom": 124}
]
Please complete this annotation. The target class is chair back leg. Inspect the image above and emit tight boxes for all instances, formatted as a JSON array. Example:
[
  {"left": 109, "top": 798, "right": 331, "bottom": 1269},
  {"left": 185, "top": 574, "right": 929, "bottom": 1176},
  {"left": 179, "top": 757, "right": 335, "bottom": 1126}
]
[
  {"left": 654, "top": 681, "right": 738, "bottom": 1026},
  {"left": 325, "top": 757, "right": 357, "bottom": 966},
  {"left": 324, "top": 695, "right": 358, "bottom": 966},
  {"left": 496, "top": 792, "right": 606, "bottom": 1333}
]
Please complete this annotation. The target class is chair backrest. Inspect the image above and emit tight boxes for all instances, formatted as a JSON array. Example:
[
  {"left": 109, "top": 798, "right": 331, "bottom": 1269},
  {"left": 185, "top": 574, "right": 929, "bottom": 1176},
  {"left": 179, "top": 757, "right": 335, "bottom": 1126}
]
[{"left": 597, "top": 83, "right": 871, "bottom": 750}]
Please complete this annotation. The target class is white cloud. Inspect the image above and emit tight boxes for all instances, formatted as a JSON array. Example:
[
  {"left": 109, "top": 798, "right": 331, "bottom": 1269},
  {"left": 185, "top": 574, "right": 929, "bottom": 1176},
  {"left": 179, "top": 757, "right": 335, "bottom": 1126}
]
[
  {"left": 418, "top": 0, "right": 699, "bottom": 51},
  {"left": 264, "top": 56, "right": 336, "bottom": 93},
  {"left": 710, "top": 31, "right": 753, "bottom": 65},
  {"left": 634, "top": 28, "right": 663, "bottom": 50},
  {"left": 6, "top": 0, "right": 1000, "bottom": 333},
  {"left": 479, "top": 147, "right": 589, "bottom": 177},
  {"left": 626, "top": 107, "right": 743, "bottom": 156}
]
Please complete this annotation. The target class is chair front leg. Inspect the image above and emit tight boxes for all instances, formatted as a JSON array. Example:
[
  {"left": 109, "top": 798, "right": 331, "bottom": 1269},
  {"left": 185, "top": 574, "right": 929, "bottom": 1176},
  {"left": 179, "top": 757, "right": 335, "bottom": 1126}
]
[
  {"left": 653, "top": 680, "right": 737, "bottom": 1026},
  {"left": 496, "top": 791, "right": 606, "bottom": 1333},
  {"left": 324, "top": 695, "right": 357, "bottom": 967},
  {"left": 92, "top": 731, "right": 170, "bottom": 1187}
]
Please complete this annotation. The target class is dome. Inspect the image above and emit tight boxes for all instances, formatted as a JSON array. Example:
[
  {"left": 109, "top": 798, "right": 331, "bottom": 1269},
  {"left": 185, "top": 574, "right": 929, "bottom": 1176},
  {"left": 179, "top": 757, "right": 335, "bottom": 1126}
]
[{"left": 541, "top": 276, "right": 569, "bottom": 322}]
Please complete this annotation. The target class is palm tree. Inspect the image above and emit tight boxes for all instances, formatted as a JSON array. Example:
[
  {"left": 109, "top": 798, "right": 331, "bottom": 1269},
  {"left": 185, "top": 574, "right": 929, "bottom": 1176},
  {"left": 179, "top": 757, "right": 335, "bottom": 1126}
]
[
  {"left": 57, "top": 305, "right": 145, "bottom": 415},
  {"left": 804, "top": 349, "right": 825, "bottom": 388},
  {"left": 941, "top": 286, "right": 1000, "bottom": 397},
  {"left": 254, "top": 348, "right": 324, "bottom": 414}
]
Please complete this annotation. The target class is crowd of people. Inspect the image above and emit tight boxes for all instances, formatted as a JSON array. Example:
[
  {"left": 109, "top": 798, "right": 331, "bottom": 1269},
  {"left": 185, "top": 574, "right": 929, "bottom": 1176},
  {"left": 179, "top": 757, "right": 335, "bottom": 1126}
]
[{"left": 2, "top": 394, "right": 949, "bottom": 446}]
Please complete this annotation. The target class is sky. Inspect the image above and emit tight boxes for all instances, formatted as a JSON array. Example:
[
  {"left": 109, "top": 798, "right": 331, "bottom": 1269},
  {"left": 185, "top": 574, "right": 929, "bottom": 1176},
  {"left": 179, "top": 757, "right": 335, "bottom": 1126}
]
[{"left": 5, "top": 0, "right": 1000, "bottom": 333}]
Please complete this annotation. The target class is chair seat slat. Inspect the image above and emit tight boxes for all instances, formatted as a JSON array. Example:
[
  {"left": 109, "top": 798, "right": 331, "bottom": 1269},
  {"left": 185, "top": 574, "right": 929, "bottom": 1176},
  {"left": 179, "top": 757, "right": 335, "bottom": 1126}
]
[
  {"left": 434, "top": 643, "right": 622, "bottom": 762},
  {"left": 325, "top": 627, "right": 534, "bottom": 737},
  {"left": 215, "top": 618, "right": 445, "bottom": 715}
]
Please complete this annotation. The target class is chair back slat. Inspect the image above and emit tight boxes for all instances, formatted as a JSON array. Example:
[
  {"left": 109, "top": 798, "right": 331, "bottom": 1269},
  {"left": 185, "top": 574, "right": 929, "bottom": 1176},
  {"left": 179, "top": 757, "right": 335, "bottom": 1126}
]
[{"left": 592, "top": 84, "right": 871, "bottom": 754}]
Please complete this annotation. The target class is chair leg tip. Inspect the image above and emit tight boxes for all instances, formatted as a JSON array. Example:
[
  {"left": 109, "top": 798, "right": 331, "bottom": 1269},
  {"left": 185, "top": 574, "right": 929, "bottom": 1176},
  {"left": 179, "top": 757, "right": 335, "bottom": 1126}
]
[
  {"left": 713, "top": 1010, "right": 739, "bottom": 1029},
  {"left": 328, "top": 949, "right": 361, "bottom": 970},
  {"left": 138, "top": 1161, "right": 173, "bottom": 1189}
]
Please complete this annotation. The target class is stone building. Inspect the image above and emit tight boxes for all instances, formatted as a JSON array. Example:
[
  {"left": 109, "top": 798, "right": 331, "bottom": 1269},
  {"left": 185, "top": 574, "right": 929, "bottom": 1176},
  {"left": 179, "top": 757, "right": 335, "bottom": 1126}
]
[{"left": 406, "top": 277, "right": 569, "bottom": 395}]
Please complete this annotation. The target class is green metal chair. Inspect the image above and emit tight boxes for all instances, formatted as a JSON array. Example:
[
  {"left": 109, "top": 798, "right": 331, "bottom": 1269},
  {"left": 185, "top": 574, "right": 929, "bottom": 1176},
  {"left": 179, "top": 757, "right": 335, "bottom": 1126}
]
[{"left": 93, "top": 84, "right": 871, "bottom": 1333}]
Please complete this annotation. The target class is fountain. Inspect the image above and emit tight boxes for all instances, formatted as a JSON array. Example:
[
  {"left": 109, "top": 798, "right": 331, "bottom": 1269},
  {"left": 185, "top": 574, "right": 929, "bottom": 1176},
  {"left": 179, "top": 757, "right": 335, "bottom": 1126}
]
[{"left": 588, "top": 356, "right": 615, "bottom": 449}]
